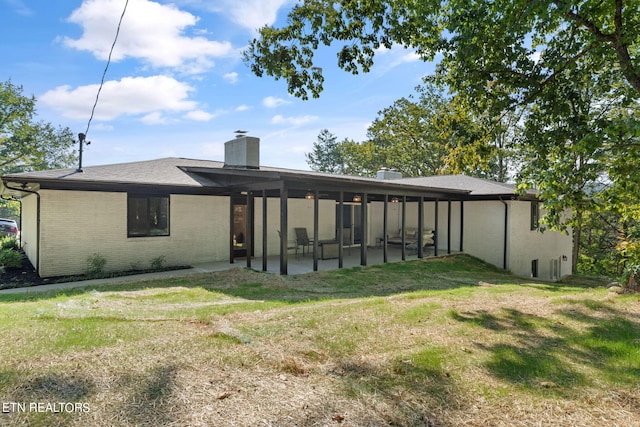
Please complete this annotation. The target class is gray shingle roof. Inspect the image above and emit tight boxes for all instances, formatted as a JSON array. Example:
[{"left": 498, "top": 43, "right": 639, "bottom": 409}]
[
  {"left": 2, "top": 158, "right": 531, "bottom": 198},
  {"left": 2, "top": 158, "right": 225, "bottom": 187},
  {"left": 393, "top": 175, "right": 525, "bottom": 196}
]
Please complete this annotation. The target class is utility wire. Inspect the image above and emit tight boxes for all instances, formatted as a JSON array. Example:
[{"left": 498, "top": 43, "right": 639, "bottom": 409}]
[{"left": 83, "top": 0, "right": 129, "bottom": 139}]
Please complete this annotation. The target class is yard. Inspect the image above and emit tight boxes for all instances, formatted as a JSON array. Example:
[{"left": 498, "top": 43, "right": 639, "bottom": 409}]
[{"left": 0, "top": 255, "right": 638, "bottom": 426}]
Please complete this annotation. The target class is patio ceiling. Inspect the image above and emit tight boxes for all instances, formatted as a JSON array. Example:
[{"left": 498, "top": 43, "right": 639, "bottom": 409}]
[{"left": 184, "top": 167, "right": 470, "bottom": 201}]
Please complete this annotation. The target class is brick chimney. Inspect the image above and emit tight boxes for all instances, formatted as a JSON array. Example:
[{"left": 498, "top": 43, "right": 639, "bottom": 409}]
[
  {"left": 224, "top": 136, "right": 260, "bottom": 169},
  {"left": 376, "top": 167, "right": 402, "bottom": 180}
]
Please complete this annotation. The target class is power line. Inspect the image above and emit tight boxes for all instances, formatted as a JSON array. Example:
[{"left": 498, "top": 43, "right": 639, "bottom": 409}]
[{"left": 83, "top": 0, "right": 129, "bottom": 139}]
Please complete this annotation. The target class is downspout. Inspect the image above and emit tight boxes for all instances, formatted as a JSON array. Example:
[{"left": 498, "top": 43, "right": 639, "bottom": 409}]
[
  {"left": 3, "top": 181, "right": 40, "bottom": 275},
  {"left": 499, "top": 197, "right": 508, "bottom": 270}
]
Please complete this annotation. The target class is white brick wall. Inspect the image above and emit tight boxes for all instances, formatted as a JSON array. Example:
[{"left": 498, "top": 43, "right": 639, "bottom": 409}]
[
  {"left": 28, "top": 189, "right": 572, "bottom": 280},
  {"left": 37, "top": 190, "right": 229, "bottom": 277},
  {"left": 507, "top": 201, "right": 573, "bottom": 280}
]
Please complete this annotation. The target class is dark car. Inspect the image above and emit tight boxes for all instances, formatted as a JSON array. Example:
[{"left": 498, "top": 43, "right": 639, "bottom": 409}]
[{"left": 0, "top": 218, "right": 20, "bottom": 239}]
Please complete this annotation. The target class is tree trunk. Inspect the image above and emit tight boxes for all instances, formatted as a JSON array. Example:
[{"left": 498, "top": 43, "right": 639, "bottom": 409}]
[{"left": 572, "top": 209, "right": 583, "bottom": 274}]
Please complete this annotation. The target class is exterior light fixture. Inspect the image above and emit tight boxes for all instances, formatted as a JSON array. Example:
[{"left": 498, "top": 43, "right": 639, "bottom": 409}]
[
  {"left": 352, "top": 194, "right": 362, "bottom": 202},
  {"left": 391, "top": 196, "right": 399, "bottom": 203},
  {"left": 305, "top": 191, "right": 314, "bottom": 200}
]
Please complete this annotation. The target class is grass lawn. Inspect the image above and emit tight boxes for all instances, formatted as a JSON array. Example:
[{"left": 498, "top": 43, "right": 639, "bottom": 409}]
[{"left": 0, "top": 254, "right": 639, "bottom": 426}]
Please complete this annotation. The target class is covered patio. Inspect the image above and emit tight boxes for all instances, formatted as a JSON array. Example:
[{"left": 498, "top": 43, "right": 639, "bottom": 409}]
[
  {"left": 185, "top": 165, "right": 468, "bottom": 275},
  {"left": 193, "top": 245, "right": 459, "bottom": 276}
]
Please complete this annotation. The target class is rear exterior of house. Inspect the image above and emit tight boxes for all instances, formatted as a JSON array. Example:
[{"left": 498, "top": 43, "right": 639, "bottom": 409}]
[
  {"left": 2, "top": 136, "right": 573, "bottom": 280},
  {"left": 17, "top": 189, "right": 338, "bottom": 278}
]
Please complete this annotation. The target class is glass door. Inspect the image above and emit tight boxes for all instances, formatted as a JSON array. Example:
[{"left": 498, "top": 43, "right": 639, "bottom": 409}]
[{"left": 232, "top": 203, "right": 247, "bottom": 258}]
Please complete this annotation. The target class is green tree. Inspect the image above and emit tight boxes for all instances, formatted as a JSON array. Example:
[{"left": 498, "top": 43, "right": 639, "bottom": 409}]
[
  {"left": 244, "top": 1, "right": 640, "bottom": 100},
  {"left": 362, "top": 86, "right": 448, "bottom": 177},
  {"left": 247, "top": 1, "right": 640, "bottom": 278},
  {"left": 1, "top": 80, "right": 77, "bottom": 220},
  {"left": 332, "top": 84, "right": 516, "bottom": 179},
  {"left": 305, "top": 129, "right": 345, "bottom": 173},
  {"left": 514, "top": 55, "right": 640, "bottom": 274},
  {"left": 1, "top": 80, "right": 76, "bottom": 173}
]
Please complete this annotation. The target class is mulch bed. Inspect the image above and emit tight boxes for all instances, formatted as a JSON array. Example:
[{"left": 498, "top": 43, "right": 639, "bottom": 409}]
[
  {"left": 0, "top": 251, "right": 46, "bottom": 289},
  {"left": 0, "top": 250, "right": 191, "bottom": 290}
]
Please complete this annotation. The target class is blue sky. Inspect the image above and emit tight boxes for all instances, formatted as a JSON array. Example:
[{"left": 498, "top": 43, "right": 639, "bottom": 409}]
[{"left": 1, "top": 0, "right": 434, "bottom": 170}]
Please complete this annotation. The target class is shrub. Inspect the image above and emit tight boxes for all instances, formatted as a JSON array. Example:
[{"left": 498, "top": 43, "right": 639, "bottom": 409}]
[
  {"left": 0, "top": 248, "right": 23, "bottom": 269},
  {"left": 1, "top": 237, "right": 19, "bottom": 251},
  {"left": 86, "top": 253, "right": 107, "bottom": 278},
  {"left": 150, "top": 255, "right": 166, "bottom": 270},
  {"left": 623, "top": 263, "right": 640, "bottom": 292}
]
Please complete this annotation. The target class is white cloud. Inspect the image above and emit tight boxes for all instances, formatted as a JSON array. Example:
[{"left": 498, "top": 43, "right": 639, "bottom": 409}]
[
  {"left": 271, "top": 114, "right": 318, "bottom": 126},
  {"left": 375, "top": 44, "right": 422, "bottom": 67},
  {"left": 5, "top": 0, "right": 32, "bottom": 16},
  {"left": 263, "top": 96, "right": 291, "bottom": 108},
  {"left": 89, "top": 123, "right": 115, "bottom": 132},
  {"left": 40, "top": 75, "right": 198, "bottom": 121},
  {"left": 141, "top": 112, "right": 169, "bottom": 125},
  {"left": 235, "top": 104, "right": 252, "bottom": 112},
  {"left": 223, "top": 72, "right": 239, "bottom": 84},
  {"left": 184, "top": 109, "right": 217, "bottom": 121},
  {"left": 63, "top": 0, "right": 236, "bottom": 72},
  {"left": 196, "top": 0, "right": 292, "bottom": 31},
  {"left": 530, "top": 51, "right": 543, "bottom": 64}
]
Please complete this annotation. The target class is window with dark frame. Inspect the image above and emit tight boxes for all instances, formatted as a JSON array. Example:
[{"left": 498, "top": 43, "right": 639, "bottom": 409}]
[
  {"left": 530, "top": 201, "right": 540, "bottom": 230},
  {"left": 127, "top": 195, "right": 169, "bottom": 237}
]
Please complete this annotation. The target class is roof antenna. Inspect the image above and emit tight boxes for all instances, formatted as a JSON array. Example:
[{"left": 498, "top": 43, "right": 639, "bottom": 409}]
[
  {"left": 235, "top": 130, "right": 248, "bottom": 138},
  {"left": 76, "top": 133, "right": 91, "bottom": 173}
]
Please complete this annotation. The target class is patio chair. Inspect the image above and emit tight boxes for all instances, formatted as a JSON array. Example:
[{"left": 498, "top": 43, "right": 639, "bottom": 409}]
[{"left": 294, "top": 228, "right": 314, "bottom": 256}]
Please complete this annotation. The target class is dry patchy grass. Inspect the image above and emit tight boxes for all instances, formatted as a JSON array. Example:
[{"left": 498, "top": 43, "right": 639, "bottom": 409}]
[{"left": 1, "top": 255, "right": 639, "bottom": 426}]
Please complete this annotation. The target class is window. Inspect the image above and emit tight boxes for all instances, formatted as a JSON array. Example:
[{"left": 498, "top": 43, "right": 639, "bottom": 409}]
[
  {"left": 530, "top": 201, "right": 540, "bottom": 230},
  {"left": 127, "top": 195, "right": 169, "bottom": 237},
  {"left": 531, "top": 259, "right": 539, "bottom": 278}
]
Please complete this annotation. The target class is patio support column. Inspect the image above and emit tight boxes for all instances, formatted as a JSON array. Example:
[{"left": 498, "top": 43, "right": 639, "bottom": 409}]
[
  {"left": 383, "top": 195, "right": 388, "bottom": 263},
  {"left": 360, "top": 192, "right": 368, "bottom": 266},
  {"left": 229, "top": 195, "right": 235, "bottom": 264},
  {"left": 313, "top": 189, "right": 319, "bottom": 272},
  {"left": 434, "top": 199, "right": 439, "bottom": 257},
  {"left": 502, "top": 198, "right": 508, "bottom": 270},
  {"left": 338, "top": 192, "right": 344, "bottom": 269},
  {"left": 447, "top": 199, "right": 452, "bottom": 254},
  {"left": 262, "top": 190, "right": 268, "bottom": 272},
  {"left": 280, "top": 185, "right": 288, "bottom": 275},
  {"left": 460, "top": 201, "right": 464, "bottom": 252},
  {"left": 401, "top": 195, "right": 407, "bottom": 261},
  {"left": 418, "top": 196, "right": 424, "bottom": 259},
  {"left": 246, "top": 192, "right": 254, "bottom": 268}
]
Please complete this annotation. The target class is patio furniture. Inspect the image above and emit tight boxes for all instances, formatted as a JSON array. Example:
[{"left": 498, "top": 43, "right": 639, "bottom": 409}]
[
  {"left": 294, "top": 228, "right": 314, "bottom": 256},
  {"left": 387, "top": 229, "right": 435, "bottom": 248},
  {"left": 278, "top": 230, "right": 299, "bottom": 257},
  {"left": 318, "top": 240, "right": 340, "bottom": 259}
]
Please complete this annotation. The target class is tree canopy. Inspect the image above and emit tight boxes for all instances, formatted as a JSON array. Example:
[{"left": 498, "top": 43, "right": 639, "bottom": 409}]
[
  {"left": 341, "top": 84, "right": 515, "bottom": 179},
  {"left": 250, "top": 1, "right": 640, "bottom": 279},
  {"left": 1, "top": 80, "right": 76, "bottom": 220},
  {"left": 245, "top": 0, "right": 640, "bottom": 100},
  {"left": 1, "top": 80, "right": 76, "bottom": 174},
  {"left": 306, "top": 129, "right": 346, "bottom": 173}
]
